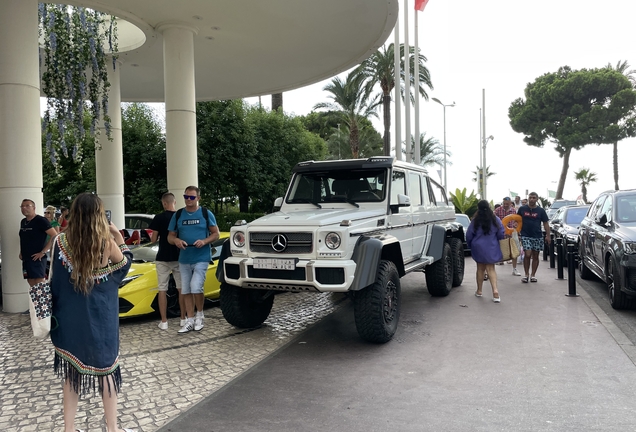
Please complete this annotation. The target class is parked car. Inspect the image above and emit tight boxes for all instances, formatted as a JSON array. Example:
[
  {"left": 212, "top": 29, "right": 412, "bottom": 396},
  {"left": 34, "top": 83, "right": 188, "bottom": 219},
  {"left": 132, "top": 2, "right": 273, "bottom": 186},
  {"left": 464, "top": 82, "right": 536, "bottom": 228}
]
[
  {"left": 124, "top": 213, "right": 155, "bottom": 246},
  {"left": 548, "top": 204, "right": 590, "bottom": 264},
  {"left": 546, "top": 199, "right": 577, "bottom": 219},
  {"left": 455, "top": 213, "right": 471, "bottom": 254},
  {"left": 579, "top": 190, "right": 636, "bottom": 309},
  {"left": 118, "top": 232, "right": 229, "bottom": 318}
]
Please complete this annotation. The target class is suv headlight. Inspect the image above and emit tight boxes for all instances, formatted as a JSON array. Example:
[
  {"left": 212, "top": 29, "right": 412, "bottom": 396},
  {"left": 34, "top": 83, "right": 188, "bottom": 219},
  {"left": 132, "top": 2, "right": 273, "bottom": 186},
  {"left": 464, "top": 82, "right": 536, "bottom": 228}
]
[
  {"left": 325, "top": 232, "right": 341, "bottom": 249},
  {"left": 624, "top": 242, "right": 636, "bottom": 255},
  {"left": 233, "top": 231, "right": 246, "bottom": 248}
]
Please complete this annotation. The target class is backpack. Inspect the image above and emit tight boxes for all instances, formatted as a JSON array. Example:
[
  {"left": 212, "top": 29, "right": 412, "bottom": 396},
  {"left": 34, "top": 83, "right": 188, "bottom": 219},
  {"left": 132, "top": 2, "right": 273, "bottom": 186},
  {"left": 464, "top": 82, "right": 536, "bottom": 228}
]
[{"left": 174, "top": 206, "right": 210, "bottom": 236}]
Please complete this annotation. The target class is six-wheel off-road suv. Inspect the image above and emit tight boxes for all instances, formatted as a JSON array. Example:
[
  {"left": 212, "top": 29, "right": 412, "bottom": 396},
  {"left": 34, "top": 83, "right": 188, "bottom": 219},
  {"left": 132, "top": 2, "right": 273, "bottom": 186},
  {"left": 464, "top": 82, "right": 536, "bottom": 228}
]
[{"left": 216, "top": 157, "right": 465, "bottom": 343}]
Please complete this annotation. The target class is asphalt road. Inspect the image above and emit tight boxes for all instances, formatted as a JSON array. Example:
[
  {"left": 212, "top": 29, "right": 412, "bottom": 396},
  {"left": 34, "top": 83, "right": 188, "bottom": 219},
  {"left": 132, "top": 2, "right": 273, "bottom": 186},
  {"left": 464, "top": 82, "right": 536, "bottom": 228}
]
[{"left": 576, "top": 265, "right": 636, "bottom": 346}]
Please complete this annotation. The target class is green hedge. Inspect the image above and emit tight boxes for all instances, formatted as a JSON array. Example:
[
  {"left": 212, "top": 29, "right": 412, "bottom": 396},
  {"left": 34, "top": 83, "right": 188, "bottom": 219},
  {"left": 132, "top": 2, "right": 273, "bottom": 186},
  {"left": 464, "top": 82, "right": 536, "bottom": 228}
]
[{"left": 216, "top": 212, "right": 266, "bottom": 232}]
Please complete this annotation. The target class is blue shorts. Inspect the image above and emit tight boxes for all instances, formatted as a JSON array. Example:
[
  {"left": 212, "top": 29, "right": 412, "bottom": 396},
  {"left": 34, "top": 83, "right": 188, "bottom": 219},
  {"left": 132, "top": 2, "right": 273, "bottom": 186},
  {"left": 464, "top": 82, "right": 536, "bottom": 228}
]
[
  {"left": 22, "top": 258, "right": 47, "bottom": 279},
  {"left": 179, "top": 262, "right": 208, "bottom": 295},
  {"left": 521, "top": 236, "right": 544, "bottom": 252}
]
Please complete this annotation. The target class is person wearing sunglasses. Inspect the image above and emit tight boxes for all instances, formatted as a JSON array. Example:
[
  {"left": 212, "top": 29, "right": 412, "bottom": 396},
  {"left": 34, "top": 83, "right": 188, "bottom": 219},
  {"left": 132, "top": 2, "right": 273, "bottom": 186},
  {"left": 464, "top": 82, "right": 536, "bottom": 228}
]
[
  {"left": 168, "top": 186, "right": 220, "bottom": 333},
  {"left": 44, "top": 205, "right": 61, "bottom": 234}
]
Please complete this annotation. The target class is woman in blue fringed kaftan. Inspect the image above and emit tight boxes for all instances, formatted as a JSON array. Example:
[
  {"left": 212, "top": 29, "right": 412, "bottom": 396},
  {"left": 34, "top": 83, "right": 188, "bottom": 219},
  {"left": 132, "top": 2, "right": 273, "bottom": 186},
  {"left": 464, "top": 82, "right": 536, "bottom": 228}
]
[{"left": 49, "top": 193, "right": 135, "bottom": 432}]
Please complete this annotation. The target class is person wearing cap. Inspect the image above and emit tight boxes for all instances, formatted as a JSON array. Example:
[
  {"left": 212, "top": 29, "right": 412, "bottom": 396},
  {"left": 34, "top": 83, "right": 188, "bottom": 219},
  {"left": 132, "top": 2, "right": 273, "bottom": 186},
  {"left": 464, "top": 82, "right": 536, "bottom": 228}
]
[{"left": 494, "top": 197, "right": 521, "bottom": 276}]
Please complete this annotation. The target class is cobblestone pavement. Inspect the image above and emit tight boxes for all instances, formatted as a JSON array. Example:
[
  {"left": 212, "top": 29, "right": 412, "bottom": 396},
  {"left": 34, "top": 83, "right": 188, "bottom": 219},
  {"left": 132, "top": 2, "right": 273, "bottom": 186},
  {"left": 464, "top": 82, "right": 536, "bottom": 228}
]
[{"left": 0, "top": 292, "right": 345, "bottom": 432}]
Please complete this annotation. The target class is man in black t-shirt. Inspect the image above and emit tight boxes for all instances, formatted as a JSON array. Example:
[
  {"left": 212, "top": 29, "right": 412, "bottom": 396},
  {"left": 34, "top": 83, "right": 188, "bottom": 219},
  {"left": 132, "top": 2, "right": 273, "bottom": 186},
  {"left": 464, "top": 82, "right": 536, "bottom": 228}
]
[
  {"left": 517, "top": 192, "right": 551, "bottom": 283},
  {"left": 150, "top": 193, "right": 182, "bottom": 330},
  {"left": 19, "top": 199, "right": 58, "bottom": 286}
]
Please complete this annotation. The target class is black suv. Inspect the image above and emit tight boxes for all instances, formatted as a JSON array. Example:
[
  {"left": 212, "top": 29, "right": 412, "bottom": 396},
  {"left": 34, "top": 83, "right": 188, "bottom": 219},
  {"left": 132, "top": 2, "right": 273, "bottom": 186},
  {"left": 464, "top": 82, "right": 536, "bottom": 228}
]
[{"left": 579, "top": 190, "right": 636, "bottom": 309}]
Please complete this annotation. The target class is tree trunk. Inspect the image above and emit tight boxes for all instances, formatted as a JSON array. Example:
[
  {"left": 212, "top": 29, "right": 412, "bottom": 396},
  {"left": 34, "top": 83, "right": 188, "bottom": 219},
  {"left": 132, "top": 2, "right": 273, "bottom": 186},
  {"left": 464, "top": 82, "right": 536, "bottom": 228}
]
[
  {"left": 350, "top": 121, "right": 360, "bottom": 159},
  {"left": 272, "top": 93, "right": 283, "bottom": 112},
  {"left": 383, "top": 92, "right": 391, "bottom": 156},
  {"left": 582, "top": 184, "right": 588, "bottom": 204},
  {"left": 613, "top": 141, "right": 619, "bottom": 190},
  {"left": 556, "top": 147, "right": 572, "bottom": 200},
  {"left": 239, "top": 192, "right": 250, "bottom": 213}
]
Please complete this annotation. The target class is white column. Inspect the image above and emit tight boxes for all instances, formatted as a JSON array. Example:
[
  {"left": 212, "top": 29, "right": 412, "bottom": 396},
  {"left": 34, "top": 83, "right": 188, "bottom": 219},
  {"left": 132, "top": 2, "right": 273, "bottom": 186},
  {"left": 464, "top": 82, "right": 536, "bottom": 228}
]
[
  {"left": 413, "top": 11, "right": 420, "bottom": 165},
  {"left": 96, "top": 60, "right": 125, "bottom": 228},
  {"left": 0, "top": 0, "right": 42, "bottom": 312},
  {"left": 158, "top": 23, "right": 198, "bottom": 201}
]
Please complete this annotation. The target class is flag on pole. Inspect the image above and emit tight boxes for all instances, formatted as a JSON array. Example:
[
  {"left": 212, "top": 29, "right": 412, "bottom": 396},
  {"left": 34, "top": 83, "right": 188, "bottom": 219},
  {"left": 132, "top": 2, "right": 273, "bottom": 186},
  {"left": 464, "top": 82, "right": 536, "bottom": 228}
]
[
  {"left": 415, "top": 0, "right": 430, "bottom": 11},
  {"left": 548, "top": 190, "right": 556, "bottom": 198},
  {"left": 510, "top": 191, "right": 518, "bottom": 198}
]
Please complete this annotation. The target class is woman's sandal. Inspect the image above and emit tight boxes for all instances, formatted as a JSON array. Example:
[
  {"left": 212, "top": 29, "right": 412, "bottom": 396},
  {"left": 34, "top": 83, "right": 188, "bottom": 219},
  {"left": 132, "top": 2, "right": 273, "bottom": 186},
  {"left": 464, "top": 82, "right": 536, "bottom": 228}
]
[
  {"left": 475, "top": 291, "right": 482, "bottom": 297},
  {"left": 521, "top": 276, "right": 529, "bottom": 283},
  {"left": 530, "top": 277, "right": 537, "bottom": 283}
]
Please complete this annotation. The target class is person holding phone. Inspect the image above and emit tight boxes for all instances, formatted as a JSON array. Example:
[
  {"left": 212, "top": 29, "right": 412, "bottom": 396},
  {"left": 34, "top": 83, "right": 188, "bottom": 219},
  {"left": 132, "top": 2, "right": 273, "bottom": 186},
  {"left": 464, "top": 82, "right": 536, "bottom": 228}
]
[{"left": 49, "top": 193, "right": 136, "bottom": 432}]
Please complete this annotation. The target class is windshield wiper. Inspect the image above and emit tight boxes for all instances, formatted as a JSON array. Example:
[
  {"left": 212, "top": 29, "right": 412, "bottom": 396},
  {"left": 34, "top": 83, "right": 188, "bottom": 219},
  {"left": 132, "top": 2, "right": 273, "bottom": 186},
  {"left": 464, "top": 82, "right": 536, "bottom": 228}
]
[
  {"left": 290, "top": 198, "right": 322, "bottom": 208},
  {"left": 329, "top": 196, "right": 359, "bottom": 208}
]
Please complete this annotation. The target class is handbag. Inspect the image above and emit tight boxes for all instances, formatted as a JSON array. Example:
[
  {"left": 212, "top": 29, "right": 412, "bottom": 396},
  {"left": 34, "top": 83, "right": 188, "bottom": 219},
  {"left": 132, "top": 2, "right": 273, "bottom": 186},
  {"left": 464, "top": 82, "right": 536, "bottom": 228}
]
[
  {"left": 28, "top": 237, "right": 57, "bottom": 339},
  {"left": 499, "top": 237, "right": 520, "bottom": 261}
]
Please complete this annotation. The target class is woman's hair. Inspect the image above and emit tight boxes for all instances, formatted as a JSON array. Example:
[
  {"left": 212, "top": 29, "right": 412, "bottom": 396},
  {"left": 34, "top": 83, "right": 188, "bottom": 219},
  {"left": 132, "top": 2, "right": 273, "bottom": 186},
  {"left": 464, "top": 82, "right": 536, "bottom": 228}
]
[
  {"left": 64, "top": 193, "right": 110, "bottom": 294},
  {"left": 472, "top": 200, "right": 499, "bottom": 235},
  {"left": 45, "top": 205, "right": 56, "bottom": 215}
]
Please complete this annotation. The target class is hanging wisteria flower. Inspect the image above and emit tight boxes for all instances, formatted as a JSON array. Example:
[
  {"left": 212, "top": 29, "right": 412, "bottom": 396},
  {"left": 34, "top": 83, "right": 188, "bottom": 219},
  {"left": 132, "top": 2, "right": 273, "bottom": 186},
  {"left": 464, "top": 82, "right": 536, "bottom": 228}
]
[{"left": 39, "top": 4, "right": 118, "bottom": 163}]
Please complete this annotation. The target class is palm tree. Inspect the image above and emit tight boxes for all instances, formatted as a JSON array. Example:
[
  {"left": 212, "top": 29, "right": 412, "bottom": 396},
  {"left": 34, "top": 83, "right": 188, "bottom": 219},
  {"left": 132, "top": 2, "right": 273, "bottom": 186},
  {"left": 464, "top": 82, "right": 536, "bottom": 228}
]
[
  {"left": 356, "top": 43, "right": 433, "bottom": 156},
  {"left": 326, "top": 123, "right": 383, "bottom": 160},
  {"left": 314, "top": 71, "right": 380, "bottom": 158},
  {"left": 606, "top": 60, "right": 636, "bottom": 190},
  {"left": 574, "top": 168, "right": 598, "bottom": 203},
  {"left": 471, "top": 166, "right": 495, "bottom": 183},
  {"left": 406, "top": 133, "right": 449, "bottom": 167}
]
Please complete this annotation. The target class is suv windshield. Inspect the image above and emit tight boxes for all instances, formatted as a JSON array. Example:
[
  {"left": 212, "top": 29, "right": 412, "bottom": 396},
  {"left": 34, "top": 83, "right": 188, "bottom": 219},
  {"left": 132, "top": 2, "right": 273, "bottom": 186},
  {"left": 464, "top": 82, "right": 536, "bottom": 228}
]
[
  {"left": 286, "top": 169, "right": 387, "bottom": 205},
  {"left": 565, "top": 207, "right": 588, "bottom": 225},
  {"left": 616, "top": 195, "right": 636, "bottom": 223}
]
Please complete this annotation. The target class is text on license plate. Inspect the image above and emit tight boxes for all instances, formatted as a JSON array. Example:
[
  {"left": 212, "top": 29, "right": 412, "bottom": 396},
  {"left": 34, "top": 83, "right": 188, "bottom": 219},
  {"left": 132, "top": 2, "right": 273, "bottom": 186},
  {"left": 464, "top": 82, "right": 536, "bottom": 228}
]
[{"left": 253, "top": 258, "right": 296, "bottom": 270}]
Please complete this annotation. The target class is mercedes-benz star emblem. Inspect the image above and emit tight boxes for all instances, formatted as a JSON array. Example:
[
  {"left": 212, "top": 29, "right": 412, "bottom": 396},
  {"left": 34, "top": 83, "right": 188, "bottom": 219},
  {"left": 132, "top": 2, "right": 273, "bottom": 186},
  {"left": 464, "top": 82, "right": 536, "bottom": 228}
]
[{"left": 271, "top": 234, "right": 288, "bottom": 252}]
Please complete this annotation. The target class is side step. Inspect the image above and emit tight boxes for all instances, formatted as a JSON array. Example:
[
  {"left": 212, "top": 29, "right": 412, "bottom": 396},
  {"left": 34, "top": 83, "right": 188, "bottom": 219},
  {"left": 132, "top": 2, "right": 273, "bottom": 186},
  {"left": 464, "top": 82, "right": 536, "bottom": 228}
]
[{"left": 404, "top": 256, "right": 434, "bottom": 273}]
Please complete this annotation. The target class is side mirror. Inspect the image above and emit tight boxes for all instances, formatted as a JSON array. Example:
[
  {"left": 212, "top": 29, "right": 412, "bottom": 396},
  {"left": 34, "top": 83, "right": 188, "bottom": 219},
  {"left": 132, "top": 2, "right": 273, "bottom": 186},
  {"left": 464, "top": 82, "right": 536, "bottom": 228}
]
[
  {"left": 397, "top": 194, "right": 411, "bottom": 207},
  {"left": 273, "top": 197, "right": 283, "bottom": 208},
  {"left": 596, "top": 214, "right": 608, "bottom": 226}
]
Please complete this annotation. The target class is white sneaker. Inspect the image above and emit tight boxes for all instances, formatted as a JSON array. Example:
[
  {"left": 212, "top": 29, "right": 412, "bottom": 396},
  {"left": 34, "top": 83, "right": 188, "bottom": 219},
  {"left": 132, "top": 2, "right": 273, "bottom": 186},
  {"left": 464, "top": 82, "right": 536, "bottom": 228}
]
[
  {"left": 194, "top": 316, "right": 204, "bottom": 331},
  {"left": 178, "top": 319, "right": 194, "bottom": 334},
  {"left": 512, "top": 268, "right": 521, "bottom": 276},
  {"left": 195, "top": 311, "right": 204, "bottom": 319},
  {"left": 158, "top": 321, "right": 168, "bottom": 330},
  {"left": 180, "top": 318, "right": 187, "bottom": 327}
]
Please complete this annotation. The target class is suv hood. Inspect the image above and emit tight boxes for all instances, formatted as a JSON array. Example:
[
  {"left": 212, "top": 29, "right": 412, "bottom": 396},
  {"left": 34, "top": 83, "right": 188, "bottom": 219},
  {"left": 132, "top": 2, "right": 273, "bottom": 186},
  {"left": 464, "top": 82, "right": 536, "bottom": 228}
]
[
  {"left": 614, "top": 222, "right": 636, "bottom": 241},
  {"left": 248, "top": 208, "right": 386, "bottom": 227}
]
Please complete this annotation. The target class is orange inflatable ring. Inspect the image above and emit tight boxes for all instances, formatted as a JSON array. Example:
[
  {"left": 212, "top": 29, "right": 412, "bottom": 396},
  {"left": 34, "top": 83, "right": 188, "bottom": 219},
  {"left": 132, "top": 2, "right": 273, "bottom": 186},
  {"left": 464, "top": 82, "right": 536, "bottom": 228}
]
[{"left": 502, "top": 214, "right": 523, "bottom": 236}]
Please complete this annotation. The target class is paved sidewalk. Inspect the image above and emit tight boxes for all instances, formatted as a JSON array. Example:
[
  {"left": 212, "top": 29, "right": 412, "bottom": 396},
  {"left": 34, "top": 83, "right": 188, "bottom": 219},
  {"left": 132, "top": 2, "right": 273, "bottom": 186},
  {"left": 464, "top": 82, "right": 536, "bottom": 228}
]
[
  {"left": 159, "top": 259, "right": 636, "bottom": 432},
  {"left": 0, "top": 292, "right": 343, "bottom": 431}
]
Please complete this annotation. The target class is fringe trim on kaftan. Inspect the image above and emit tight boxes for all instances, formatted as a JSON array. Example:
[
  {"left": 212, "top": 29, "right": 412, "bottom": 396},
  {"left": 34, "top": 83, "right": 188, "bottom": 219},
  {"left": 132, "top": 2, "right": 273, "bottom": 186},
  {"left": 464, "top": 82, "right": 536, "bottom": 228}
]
[{"left": 54, "top": 347, "right": 121, "bottom": 397}]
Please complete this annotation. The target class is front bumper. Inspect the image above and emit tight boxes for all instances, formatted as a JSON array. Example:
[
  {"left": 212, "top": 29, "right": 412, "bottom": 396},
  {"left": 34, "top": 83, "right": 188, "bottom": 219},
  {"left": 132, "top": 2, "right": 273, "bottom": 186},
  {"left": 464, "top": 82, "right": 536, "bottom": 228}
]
[{"left": 223, "top": 256, "right": 357, "bottom": 292}]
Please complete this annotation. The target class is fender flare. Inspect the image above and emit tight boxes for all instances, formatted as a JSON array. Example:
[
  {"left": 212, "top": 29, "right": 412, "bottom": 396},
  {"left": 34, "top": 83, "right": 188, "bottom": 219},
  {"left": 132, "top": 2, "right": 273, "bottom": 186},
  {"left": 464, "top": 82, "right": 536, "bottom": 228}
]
[
  {"left": 216, "top": 239, "right": 232, "bottom": 283},
  {"left": 426, "top": 225, "right": 448, "bottom": 262},
  {"left": 350, "top": 235, "right": 404, "bottom": 291}
]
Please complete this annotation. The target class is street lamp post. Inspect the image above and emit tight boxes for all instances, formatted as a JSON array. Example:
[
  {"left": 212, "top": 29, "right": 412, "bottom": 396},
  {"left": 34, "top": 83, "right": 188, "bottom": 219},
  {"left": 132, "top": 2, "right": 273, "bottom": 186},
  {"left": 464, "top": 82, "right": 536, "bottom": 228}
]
[{"left": 432, "top": 98, "right": 455, "bottom": 191}]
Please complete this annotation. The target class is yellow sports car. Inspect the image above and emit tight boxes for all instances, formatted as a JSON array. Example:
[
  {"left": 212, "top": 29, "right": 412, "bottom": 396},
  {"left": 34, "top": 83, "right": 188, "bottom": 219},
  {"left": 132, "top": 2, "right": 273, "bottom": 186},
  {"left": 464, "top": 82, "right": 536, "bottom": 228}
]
[{"left": 118, "top": 232, "right": 229, "bottom": 318}]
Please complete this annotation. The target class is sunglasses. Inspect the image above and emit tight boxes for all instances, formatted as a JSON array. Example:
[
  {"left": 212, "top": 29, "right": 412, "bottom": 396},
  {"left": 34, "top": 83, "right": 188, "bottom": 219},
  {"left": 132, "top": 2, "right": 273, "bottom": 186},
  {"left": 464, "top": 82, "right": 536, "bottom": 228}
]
[
  {"left": 44, "top": 211, "right": 51, "bottom": 214},
  {"left": 183, "top": 195, "right": 198, "bottom": 200}
]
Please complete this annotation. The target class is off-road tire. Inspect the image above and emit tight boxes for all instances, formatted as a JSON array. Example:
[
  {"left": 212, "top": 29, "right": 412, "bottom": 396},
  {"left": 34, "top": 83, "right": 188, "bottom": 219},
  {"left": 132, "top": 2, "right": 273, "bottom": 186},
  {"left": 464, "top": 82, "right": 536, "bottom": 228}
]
[
  {"left": 220, "top": 283, "right": 274, "bottom": 328},
  {"left": 579, "top": 245, "right": 594, "bottom": 280},
  {"left": 353, "top": 260, "right": 401, "bottom": 344},
  {"left": 449, "top": 238, "right": 464, "bottom": 287},
  {"left": 425, "top": 242, "right": 453, "bottom": 297},
  {"left": 609, "top": 259, "right": 636, "bottom": 310}
]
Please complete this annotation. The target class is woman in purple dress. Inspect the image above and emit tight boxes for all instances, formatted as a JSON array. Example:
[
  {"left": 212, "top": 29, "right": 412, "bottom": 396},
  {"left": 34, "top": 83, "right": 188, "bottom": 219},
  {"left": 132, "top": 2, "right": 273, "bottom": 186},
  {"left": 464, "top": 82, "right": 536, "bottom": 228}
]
[{"left": 466, "top": 200, "right": 505, "bottom": 302}]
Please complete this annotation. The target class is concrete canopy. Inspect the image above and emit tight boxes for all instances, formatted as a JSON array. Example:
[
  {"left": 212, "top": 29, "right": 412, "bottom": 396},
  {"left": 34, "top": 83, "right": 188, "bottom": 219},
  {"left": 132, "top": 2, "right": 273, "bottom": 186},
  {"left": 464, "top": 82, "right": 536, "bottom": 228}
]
[{"left": 66, "top": 0, "right": 399, "bottom": 102}]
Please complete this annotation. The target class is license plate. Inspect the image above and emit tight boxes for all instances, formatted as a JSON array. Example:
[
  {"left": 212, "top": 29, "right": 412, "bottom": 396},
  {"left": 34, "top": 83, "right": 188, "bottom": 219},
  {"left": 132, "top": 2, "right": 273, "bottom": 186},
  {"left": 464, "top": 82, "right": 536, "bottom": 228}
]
[{"left": 253, "top": 258, "right": 296, "bottom": 270}]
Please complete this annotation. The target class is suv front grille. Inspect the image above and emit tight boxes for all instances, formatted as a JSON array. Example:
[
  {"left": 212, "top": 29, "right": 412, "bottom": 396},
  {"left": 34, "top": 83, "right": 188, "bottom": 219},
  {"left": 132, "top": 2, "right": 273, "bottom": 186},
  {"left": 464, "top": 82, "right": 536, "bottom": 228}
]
[{"left": 250, "top": 232, "right": 313, "bottom": 254}]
